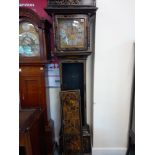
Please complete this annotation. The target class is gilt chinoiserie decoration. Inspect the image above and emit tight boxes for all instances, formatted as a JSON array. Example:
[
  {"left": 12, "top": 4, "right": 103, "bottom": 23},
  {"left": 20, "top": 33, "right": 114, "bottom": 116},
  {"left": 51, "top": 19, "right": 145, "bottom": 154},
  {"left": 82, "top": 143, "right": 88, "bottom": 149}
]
[
  {"left": 60, "top": 90, "right": 83, "bottom": 155},
  {"left": 60, "top": 60, "right": 86, "bottom": 126}
]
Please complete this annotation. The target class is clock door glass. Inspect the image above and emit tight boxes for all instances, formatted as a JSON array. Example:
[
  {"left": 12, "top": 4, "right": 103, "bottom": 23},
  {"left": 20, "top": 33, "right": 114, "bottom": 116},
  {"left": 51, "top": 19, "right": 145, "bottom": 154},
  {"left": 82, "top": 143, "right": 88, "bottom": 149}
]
[{"left": 19, "top": 22, "right": 40, "bottom": 57}]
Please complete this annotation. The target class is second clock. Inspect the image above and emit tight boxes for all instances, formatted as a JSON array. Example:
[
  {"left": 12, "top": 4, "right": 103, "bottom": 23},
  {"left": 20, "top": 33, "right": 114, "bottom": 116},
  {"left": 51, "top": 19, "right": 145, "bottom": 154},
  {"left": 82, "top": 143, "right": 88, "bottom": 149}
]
[{"left": 19, "top": 8, "right": 51, "bottom": 64}]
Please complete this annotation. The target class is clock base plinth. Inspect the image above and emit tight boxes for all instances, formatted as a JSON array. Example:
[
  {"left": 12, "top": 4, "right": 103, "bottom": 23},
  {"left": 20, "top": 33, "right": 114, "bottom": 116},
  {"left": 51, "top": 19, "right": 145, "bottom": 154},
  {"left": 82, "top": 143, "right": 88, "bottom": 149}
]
[
  {"left": 82, "top": 125, "right": 92, "bottom": 153},
  {"left": 59, "top": 124, "right": 92, "bottom": 154}
]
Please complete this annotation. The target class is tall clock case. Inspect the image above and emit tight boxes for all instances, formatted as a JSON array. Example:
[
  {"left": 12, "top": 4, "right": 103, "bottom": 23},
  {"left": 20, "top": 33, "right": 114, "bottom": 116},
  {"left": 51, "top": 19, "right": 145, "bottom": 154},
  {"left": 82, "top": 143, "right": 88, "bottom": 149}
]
[
  {"left": 19, "top": 8, "right": 51, "bottom": 64},
  {"left": 19, "top": 8, "right": 55, "bottom": 155}
]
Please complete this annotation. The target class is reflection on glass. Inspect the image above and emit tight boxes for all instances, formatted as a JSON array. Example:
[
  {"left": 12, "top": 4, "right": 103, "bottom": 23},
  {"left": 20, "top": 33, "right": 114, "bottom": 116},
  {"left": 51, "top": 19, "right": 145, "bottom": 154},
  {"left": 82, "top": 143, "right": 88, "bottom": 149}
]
[{"left": 19, "top": 22, "right": 40, "bottom": 57}]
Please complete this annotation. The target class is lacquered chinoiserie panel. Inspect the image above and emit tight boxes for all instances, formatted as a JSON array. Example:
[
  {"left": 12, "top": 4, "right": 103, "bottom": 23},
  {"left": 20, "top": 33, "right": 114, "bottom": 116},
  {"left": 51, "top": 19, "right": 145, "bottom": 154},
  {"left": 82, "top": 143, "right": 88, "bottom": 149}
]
[
  {"left": 60, "top": 90, "right": 83, "bottom": 155},
  {"left": 60, "top": 61, "right": 86, "bottom": 126}
]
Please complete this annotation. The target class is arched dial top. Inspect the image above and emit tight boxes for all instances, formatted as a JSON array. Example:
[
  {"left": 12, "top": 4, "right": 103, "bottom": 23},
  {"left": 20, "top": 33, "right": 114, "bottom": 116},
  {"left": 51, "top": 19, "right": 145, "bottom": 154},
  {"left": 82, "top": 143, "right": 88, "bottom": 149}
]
[{"left": 19, "top": 22, "right": 40, "bottom": 57}]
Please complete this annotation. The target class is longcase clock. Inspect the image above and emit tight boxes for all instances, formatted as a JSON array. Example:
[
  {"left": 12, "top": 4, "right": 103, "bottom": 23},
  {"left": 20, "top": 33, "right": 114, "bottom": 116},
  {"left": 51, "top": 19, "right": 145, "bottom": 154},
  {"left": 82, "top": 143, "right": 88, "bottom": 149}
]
[
  {"left": 19, "top": 7, "right": 54, "bottom": 155},
  {"left": 19, "top": 7, "right": 51, "bottom": 114},
  {"left": 45, "top": 0, "right": 98, "bottom": 154}
]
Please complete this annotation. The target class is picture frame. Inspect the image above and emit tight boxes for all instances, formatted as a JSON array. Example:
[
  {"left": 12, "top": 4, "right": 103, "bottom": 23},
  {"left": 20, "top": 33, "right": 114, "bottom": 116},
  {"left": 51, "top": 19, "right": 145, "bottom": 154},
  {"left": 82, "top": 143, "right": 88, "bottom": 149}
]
[{"left": 55, "top": 15, "right": 89, "bottom": 51}]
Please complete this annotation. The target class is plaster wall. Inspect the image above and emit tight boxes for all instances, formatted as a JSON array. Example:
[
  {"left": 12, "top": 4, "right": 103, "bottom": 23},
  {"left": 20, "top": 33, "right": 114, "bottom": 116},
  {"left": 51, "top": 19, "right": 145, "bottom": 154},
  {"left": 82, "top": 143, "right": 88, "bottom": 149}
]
[{"left": 93, "top": 0, "right": 135, "bottom": 154}]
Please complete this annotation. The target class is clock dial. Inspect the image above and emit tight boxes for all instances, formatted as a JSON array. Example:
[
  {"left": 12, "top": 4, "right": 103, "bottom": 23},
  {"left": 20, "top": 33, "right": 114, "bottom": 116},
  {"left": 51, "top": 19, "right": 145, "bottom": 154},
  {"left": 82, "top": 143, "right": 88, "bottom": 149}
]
[
  {"left": 58, "top": 18, "right": 85, "bottom": 49},
  {"left": 19, "top": 22, "right": 40, "bottom": 57}
]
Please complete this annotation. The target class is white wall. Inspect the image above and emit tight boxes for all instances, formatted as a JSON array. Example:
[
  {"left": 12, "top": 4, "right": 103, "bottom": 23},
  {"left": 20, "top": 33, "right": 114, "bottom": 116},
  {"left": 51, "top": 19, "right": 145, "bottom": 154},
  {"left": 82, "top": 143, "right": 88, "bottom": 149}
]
[
  {"left": 93, "top": 0, "right": 135, "bottom": 155},
  {"left": 46, "top": 88, "right": 61, "bottom": 143}
]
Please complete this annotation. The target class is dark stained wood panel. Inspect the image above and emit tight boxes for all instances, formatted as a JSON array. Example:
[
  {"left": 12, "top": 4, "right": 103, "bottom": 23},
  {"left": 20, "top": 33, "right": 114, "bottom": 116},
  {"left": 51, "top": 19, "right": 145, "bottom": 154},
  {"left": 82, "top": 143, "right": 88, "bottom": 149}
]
[{"left": 19, "top": 109, "right": 45, "bottom": 155}]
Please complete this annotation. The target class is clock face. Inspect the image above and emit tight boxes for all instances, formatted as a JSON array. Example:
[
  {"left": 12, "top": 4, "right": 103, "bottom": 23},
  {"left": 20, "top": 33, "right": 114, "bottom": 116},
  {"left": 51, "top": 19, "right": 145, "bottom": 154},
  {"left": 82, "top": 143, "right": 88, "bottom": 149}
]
[
  {"left": 56, "top": 16, "right": 87, "bottom": 50},
  {"left": 19, "top": 22, "right": 40, "bottom": 57}
]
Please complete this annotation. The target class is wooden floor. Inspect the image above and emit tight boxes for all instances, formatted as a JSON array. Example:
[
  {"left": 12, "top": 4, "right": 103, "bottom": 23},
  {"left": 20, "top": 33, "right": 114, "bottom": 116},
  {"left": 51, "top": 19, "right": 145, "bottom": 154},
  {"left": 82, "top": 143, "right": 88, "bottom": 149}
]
[
  {"left": 54, "top": 152, "right": 90, "bottom": 155},
  {"left": 20, "top": 146, "right": 91, "bottom": 155},
  {"left": 54, "top": 150, "right": 91, "bottom": 155},
  {"left": 54, "top": 147, "right": 91, "bottom": 155}
]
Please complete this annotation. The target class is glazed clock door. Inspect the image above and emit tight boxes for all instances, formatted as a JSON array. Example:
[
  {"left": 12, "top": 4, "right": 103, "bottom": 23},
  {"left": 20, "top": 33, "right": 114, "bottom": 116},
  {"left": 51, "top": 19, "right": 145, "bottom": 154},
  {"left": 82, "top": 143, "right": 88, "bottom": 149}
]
[{"left": 19, "top": 67, "right": 46, "bottom": 109}]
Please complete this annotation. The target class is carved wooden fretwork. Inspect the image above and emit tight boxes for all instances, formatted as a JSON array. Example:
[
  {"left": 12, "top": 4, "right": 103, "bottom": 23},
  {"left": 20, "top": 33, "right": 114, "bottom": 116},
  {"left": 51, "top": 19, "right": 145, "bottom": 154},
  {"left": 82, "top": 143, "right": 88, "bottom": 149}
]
[{"left": 55, "top": 0, "right": 80, "bottom": 5}]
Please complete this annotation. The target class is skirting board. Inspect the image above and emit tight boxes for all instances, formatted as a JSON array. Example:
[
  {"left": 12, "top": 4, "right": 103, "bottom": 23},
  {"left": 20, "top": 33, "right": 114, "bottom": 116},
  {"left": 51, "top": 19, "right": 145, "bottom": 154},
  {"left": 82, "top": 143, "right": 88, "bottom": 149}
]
[{"left": 92, "top": 147, "right": 127, "bottom": 155}]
